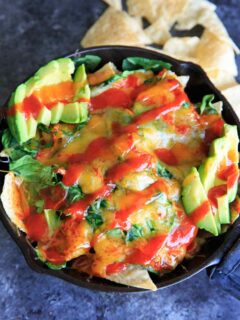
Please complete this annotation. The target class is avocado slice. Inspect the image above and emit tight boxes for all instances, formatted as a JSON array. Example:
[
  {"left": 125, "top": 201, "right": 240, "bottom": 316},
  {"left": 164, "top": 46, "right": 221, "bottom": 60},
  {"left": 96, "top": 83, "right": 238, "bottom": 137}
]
[
  {"left": 61, "top": 102, "right": 88, "bottom": 123},
  {"left": 217, "top": 194, "right": 230, "bottom": 224},
  {"left": 7, "top": 58, "right": 75, "bottom": 144},
  {"left": 51, "top": 102, "right": 64, "bottom": 124},
  {"left": 182, "top": 167, "right": 218, "bottom": 236},
  {"left": 44, "top": 209, "right": 61, "bottom": 236},
  {"left": 73, "top": 64, "right": 90, "bottom": 101},
  {"left": 58, "top": 64, "right": 90, "bottom": 124},
  {"left": 37, "top": 106, "right": 51, "bottom": 126},
  {"left": 199, "top": 124, "right": 239, "bottom": 227},
  {"left": 224, "top": 125, "right": 239, "bottom": 202}
]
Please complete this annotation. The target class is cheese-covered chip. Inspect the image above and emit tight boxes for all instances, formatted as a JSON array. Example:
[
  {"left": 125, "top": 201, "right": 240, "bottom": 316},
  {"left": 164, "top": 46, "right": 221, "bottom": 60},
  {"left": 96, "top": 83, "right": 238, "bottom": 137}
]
[{"left": 81, "top": 8, "right": 151, "bottom": 47}]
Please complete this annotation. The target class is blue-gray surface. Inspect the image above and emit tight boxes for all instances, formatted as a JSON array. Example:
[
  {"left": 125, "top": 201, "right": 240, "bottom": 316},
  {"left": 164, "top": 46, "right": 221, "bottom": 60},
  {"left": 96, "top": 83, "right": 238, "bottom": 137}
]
[{"left": 0, "top": 1, "right": 240, "bottom": 319}]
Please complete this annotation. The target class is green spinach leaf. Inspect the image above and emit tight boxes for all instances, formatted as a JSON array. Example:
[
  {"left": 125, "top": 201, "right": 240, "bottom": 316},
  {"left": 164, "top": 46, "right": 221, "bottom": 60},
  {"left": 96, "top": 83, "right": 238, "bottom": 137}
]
[
  {"left": 67, "top": 185, "right": 84, "bottom": 203},
  {"left": 10, "top": 155, "right": 54, "bottom": 186},
  {"left": 157, "top": 163, "right": 172, "bottom": 179},
  {"left": 122, "top": 57, "right": 172, "bottom": 73},
  {"left": 196, "top": 94, "right": 217, "bottom": 115},
  {"left": 86, "top": 199, "right": 108, "bottom": 230},
  {"left": 72, "top": 55, "right": 102, "bottom": 72}
]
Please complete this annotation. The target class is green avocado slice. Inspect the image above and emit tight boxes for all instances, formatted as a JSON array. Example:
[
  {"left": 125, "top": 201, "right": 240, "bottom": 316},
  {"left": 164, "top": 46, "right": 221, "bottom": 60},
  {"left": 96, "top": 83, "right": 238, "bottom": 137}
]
[
  {"left": 182, "top": 167, "right": 218, "bottom": 236},
  {"left": 199, "top": 124, "right": 239, "bottom": 227},
  {"left": 7, "top": 58, "right": 75, "bottom": 144}
]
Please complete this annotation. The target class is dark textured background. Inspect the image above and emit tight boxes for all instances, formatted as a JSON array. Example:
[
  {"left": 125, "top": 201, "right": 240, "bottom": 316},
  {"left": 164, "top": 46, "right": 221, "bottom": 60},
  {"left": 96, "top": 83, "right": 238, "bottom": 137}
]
[{"left": 0, "top": 1, "right": 240, "bottom": 319}]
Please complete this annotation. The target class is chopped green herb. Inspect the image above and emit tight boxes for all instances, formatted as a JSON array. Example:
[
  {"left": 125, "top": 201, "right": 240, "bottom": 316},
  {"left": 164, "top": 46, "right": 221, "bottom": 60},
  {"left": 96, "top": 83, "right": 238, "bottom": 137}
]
[
  {"left": 126, "top": 224, "right": 144, "bottom": 242},
  {"left": 86, "top": 213, "right": 103, "bottom": 230},
  {"left": 157, "top": 163, "right": 172, "bottom": 179},
  {"left": 35, "top": 199, "right": 45, "bottom": 213},
  {"left": 182, "top": 102, "right": 190, "bottom": 109},
  {"left": 67, "top": 185, "right": 84, "bottom": 203},
  {"left": 122, "top": 57, "right": 171, "bottom": 73},
  {"left": 86, "top": 199, "right": 108, "bottom": 230}
]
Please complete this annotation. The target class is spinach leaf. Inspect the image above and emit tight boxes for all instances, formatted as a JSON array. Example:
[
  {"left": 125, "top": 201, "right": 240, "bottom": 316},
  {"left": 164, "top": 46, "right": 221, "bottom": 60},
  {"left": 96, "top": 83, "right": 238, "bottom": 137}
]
[
  {"left": 196, "top": 94, "right": 217, "bottom": 115},
  {"left": 86, "top": 212, "right": 103, "bottom": 230},
  {"left": 72, "top": 55, "right": 102, "bottom": 72},
  {"left": 10, "top": 155, "right": 54, "bottom": 186},
  {"left": 67, "top": 185, "right": 84, "bottom": 203},
  {"left": 1, "top": 129, "right": 38, "bottom": 160},
  {"left": 157, "top": 163, "right": 172, "bottom": 179},
  {"left": 86, "top": 199, "right": 108, "bottom": 230},
  {"left": 126, "top": 224, "right": 143, "bottom": 242},
  {"left": 122, "top": 57, "right": 172, "bottom": 73}
]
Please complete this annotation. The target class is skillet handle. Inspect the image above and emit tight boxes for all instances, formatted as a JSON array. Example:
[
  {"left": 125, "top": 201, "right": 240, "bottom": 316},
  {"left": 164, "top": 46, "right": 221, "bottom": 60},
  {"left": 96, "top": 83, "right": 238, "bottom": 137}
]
[{"left": 207, "top": 218, "right": 240, "bottom": 299}]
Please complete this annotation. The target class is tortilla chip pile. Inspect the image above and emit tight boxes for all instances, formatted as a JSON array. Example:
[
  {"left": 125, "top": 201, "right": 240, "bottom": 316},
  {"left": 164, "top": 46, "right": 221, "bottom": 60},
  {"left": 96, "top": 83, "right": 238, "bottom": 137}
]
[{"left": 81, "top": 0, "right": 240, "bottom": 118}]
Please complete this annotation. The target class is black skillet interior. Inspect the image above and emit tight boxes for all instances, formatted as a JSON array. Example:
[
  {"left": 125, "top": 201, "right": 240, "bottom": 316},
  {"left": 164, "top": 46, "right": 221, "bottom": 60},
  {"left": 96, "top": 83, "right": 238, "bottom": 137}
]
[{"left": 0, "top": 45, "right": 240, "bottom": 292}]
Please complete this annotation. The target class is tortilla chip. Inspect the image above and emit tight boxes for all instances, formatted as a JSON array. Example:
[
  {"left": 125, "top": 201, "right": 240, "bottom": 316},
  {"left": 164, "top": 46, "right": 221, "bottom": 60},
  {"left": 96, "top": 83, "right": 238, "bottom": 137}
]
[
  {"left": 127, "top": 0, "right": 190, "bottom": 25},
  {"left": 81, "top": 8, "right": 151, "bottom": 47},
  {"left": 175, "top": 0, "right": 216, "bottom": 30},
  {"left": 196, "top": 30, "right": 237, "bottom": 76},
  {"left": 144, "top": 18, "right": 171, "bottom": 45},
  {"left": 175, "top": 1, "right": 239, "bottom": 53},
  {"left": 158, "top": 0, "right": 191, "bottom": 26},
  {"left": 222, "top": 85, "right": 240, "bottom": 118},
  {"left": 1, "top": 172, "right": 26, "bottom": 231},
  {"left": 102, "top": 0, "right": 122, "bottom": 11},
  {"left": 106, "top": 265, "right": 157, "bottom": 290},
  {"left": 126, "top": 0, "right": 158, "bottom": 23},
  {"left": 207, "top": 69, "right": 238, "bottom": 91},
  {"left": 163, "top": 36, "right": 200, "bottom": 62}
]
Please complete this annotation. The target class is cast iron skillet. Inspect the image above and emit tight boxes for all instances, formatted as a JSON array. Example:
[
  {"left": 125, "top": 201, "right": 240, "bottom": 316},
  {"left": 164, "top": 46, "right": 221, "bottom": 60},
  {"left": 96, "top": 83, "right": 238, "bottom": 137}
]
[{"left": 0, "top": 46, "right": 240, "bottom": 292}]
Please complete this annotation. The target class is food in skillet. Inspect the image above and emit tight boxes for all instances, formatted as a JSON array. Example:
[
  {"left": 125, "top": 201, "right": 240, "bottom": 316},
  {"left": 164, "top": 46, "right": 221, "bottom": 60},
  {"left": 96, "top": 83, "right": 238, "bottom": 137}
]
[{"left": 1, "top": 55, "right": 239, "bottom": 290}]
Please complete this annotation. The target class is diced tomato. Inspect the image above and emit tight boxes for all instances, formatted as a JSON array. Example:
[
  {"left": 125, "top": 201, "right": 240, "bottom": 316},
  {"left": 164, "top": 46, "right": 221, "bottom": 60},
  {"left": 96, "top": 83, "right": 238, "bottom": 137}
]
[
  {"left": 155, "top": 148, "right": 178, "bottom": 166},
  {"left": 90, "top": 88, "right": 132, "bottom": 111},
  {"left": 24, "top": 213, "right": 48, "bottom": 241},
  {"left": 106, "top": 262, "right": 126, "bottom": 275}
]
